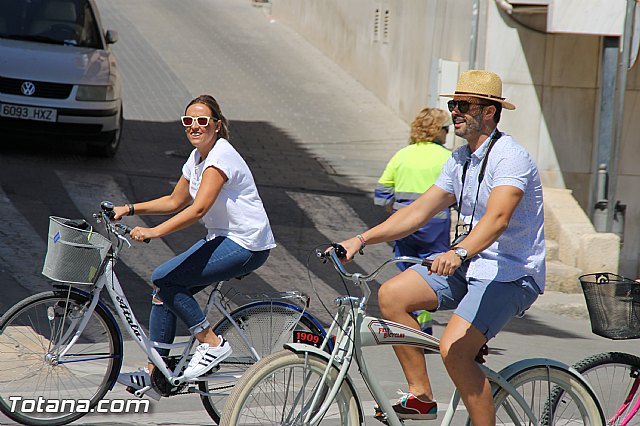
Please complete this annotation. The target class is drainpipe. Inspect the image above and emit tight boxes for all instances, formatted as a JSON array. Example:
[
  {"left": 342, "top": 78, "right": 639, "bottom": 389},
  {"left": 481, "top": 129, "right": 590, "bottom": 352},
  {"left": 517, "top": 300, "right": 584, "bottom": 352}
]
[
  {"left": 605, "top": 0, "right": 635, "bottom": 235},
  {"left": 469, "top": 0, "right": 480, "bottom": 69}
]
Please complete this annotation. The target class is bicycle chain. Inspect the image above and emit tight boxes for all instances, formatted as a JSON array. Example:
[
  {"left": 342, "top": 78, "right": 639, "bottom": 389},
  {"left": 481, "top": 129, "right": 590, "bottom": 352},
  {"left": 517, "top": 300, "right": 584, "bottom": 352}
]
[{"left": 150, "top": 360, "right": 254, "bottom": 397}]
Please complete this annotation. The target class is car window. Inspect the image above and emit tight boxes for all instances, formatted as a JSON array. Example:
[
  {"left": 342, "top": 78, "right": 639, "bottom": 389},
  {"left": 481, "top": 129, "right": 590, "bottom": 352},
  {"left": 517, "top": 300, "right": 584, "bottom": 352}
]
[{"left": 0, "top": 0, "right": 104, "bottom": 49}]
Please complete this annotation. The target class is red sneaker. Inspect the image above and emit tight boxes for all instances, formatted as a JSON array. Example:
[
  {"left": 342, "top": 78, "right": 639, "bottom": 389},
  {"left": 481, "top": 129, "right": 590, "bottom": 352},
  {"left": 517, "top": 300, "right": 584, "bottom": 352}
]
[{"left": 391, "top": 391, "right": 437, "bottom": 420}]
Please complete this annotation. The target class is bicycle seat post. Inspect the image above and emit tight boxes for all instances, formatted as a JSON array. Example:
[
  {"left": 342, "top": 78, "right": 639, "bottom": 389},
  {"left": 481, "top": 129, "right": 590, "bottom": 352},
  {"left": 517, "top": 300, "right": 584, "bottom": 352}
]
[{"left": 203, "top": 281, "right": 225, "bottom": 316}]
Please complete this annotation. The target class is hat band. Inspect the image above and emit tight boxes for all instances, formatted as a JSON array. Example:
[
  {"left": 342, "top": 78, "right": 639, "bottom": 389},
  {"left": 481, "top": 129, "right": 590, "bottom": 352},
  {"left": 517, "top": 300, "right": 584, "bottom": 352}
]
[{"left": 454, "top": 90, "right": 505, "bottom": 101}]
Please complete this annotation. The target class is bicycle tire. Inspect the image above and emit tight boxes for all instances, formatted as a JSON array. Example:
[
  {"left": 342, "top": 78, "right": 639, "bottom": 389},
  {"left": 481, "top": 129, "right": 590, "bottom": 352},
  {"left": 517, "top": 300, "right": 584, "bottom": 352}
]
[
  {"left": 220, "top": 350, "right": 361, "bottom": 426},
  {"left": 0, "top": 289, "right": 122, "bottom": 426},
  {"left": 199, "top": 301, "right": 327, "bottom": 424},
  {"left": 493, "top": 365, "right": 603, "bottom": 426},
  {"left": 570, "top": 352, "right": 640, "bottom": 426}
]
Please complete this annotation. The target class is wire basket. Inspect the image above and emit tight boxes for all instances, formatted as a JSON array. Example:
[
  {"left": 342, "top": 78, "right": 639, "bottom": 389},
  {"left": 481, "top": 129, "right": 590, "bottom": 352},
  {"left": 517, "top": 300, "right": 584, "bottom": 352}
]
[
  {"left": 42, "top": 216, "right": 112, "bottom": 285},
  {"left": 580, "top": 272, "right": 640, "bottom": 340}
]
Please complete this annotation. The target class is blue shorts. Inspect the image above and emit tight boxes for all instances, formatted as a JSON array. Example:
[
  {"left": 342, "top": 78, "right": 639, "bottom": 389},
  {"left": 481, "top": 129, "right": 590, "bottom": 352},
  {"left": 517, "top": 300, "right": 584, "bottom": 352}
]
[{"left": 410, "top": 263, "right": 540, "bottom": 340}]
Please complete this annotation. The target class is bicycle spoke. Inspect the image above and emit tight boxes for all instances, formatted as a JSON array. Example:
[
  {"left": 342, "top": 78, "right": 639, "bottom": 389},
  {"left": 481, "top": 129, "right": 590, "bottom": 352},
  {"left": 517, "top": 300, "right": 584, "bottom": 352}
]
[{"left": 0, "top": 292, "right": 121, "bottom": 425}]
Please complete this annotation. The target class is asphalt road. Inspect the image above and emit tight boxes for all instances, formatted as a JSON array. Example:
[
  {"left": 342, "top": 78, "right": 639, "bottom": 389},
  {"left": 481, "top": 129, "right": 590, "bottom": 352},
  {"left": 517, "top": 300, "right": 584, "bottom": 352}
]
[{"left": 0, "top": 0, "right": 637, "bottom": 424}]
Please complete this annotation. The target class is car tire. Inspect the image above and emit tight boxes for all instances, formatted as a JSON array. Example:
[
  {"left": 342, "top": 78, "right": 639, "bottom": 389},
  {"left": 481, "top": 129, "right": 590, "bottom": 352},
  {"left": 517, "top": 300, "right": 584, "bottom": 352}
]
[{"left": 88, "top": 103, "right": 123, "bottom": 157}]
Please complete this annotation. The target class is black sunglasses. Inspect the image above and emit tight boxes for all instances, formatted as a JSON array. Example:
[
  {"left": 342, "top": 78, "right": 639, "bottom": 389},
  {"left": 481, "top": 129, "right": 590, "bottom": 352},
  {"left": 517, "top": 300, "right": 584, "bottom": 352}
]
[{"left": 447, "top": 100, "right": 491, "bottom": 114}]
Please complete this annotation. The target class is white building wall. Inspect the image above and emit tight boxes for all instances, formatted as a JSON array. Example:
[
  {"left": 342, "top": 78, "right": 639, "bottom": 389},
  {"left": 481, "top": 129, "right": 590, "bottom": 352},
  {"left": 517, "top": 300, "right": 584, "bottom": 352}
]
[{"left": 271, "top": 0, "right": 640, "bottom": 276}]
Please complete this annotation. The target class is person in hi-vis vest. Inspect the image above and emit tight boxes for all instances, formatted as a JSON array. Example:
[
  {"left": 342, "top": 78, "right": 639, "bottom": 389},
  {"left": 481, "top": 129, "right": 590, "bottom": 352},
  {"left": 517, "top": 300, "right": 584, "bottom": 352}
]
[{"left": 374, "top": 107, "right": 452, "bottom": 335}]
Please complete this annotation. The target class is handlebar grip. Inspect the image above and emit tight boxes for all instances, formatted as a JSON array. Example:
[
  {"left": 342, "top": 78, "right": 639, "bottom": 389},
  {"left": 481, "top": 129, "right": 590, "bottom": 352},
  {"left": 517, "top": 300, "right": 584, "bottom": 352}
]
[
  {"left": 332, "top": 243, "right": 347, "bottom": 259},
  {"left": 116, "top": 223, "right": 150, "bottom": 244}
]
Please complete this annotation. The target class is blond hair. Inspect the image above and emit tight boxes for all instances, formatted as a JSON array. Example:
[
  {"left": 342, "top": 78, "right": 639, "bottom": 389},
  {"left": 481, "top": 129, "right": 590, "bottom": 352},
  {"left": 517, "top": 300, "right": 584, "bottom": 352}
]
[{"left": 409, "top": 107, "right": 450, "bottom": 144}]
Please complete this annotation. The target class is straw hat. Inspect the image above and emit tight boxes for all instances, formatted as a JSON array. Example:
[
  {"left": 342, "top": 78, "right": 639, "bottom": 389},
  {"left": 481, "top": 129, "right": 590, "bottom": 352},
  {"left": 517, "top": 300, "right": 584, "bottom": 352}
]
[{"left": 441, "top": 70, "right": 516, "bottom": 110}]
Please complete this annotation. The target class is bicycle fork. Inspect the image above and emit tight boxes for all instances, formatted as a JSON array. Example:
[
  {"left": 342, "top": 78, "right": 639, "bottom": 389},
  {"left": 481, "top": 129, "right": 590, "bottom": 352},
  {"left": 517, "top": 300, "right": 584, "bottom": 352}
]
[{"left": 47, "top": 286, "right": 104, "bottom": 365}]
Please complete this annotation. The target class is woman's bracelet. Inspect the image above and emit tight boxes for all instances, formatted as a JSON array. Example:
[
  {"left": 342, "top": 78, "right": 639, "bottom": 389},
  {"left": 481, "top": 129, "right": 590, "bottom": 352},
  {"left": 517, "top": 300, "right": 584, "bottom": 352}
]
[
  {"left": 356, "top": 234, "right": 367, "bottom": 249},
  {"left": 126, "top": 203, "right": 135, "bottom": 216}
]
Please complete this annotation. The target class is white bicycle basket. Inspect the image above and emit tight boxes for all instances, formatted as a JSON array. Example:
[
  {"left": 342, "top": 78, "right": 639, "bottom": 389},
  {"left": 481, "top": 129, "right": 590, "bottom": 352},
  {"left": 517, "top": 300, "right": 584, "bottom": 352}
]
[{"left": 42, "top": 216, "right": 112, "bottom": 285}]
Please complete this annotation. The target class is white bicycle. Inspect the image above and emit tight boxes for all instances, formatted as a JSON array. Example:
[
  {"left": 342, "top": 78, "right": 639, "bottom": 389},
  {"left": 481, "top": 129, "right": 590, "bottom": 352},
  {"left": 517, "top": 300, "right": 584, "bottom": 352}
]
[
  {"left": 0, "top": 201, "right": 328, "bottom": 425},
  {"left": 220, "top": 244, "right": 604, "bottom": 426}
]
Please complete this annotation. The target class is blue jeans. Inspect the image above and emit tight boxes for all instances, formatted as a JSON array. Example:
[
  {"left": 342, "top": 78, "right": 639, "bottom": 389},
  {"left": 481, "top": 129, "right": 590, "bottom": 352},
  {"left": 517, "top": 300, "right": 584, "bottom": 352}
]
[{"left": 149, "top": 236, "right": 270, "bottom": 356}]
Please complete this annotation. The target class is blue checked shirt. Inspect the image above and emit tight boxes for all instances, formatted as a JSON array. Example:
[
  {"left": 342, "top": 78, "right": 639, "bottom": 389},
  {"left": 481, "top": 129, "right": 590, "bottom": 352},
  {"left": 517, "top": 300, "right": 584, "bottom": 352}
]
[{"left": 435, "top": 131, "right": 546, "bottom": 292}]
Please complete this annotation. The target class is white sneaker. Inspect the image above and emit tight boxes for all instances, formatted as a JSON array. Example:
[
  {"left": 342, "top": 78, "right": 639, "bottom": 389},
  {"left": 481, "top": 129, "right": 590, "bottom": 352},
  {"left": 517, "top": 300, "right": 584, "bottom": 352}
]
[
  {"left": 117, "top": 367, "right": 161, "bottom": 401},
  {"left": 183, "top": 337, "right": 232, "bottom": 380}
]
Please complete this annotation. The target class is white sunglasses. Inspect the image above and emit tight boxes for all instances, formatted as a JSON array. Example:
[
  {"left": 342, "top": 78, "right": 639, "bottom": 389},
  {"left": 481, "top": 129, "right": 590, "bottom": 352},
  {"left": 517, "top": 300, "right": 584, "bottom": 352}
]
[{"left": 181, "top": 116, "right": 217, "bottom": 127}]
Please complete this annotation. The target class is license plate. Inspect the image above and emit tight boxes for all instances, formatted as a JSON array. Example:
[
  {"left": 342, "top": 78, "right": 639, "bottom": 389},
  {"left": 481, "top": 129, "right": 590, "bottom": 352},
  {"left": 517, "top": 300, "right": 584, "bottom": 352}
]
[
  {"left": 292, "top": 330, "right": 324, "bottom": 348},
  {"left": 0, "top": 103, "right": 57, "bottom": 122}
]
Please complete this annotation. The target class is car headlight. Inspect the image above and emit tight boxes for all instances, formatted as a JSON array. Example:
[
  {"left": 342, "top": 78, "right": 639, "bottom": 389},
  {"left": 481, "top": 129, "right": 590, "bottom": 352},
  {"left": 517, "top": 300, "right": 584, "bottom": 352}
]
[{"left": 76, "top": 85, "right": 116, "bottom": 101}]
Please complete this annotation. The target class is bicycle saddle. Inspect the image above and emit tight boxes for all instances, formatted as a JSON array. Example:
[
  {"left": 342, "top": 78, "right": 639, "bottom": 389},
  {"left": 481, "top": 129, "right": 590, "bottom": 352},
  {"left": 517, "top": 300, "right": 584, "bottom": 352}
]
[{"left": 475, "top": 344, "right": 489, "bottom": 364}]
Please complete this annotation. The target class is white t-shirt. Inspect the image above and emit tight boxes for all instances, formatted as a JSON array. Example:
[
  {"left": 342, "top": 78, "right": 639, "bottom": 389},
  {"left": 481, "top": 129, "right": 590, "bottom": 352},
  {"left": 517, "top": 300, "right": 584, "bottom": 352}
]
[{"left": 182, "top": 138, "right": 276, "bottom": 251}]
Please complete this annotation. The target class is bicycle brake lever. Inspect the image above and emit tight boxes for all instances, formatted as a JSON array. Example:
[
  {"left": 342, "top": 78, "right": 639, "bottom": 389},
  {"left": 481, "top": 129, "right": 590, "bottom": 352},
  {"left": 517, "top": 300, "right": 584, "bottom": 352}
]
[
  {"left": 315, "top": 249, "right": 328, "bottom": 263},
  {"left": 116, "top": 223, "right": 150, "bottom": 244},
  {"left": 117, "top": 233, "right": 132, "bottom": 248},
  {"left": 332, "top": 243, "right": 347, "bottom": 259}
]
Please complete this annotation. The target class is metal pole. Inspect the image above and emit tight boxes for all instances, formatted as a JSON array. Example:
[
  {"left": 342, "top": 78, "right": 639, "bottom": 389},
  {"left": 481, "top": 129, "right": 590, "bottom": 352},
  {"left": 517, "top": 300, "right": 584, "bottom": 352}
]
[
  {"left": 590, "top": 37, "right": 617, "bottom": 222},
  {"left": 469, "top": 0, "right": 480, "bottom": 69},
  {"left": 606, "top": 0, "right": 635, "bottom": 232}
]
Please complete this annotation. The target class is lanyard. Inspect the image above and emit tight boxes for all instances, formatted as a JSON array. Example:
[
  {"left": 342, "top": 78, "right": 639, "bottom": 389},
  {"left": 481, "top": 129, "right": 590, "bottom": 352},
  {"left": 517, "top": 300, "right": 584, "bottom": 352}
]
[{"left": 455, "top": 129, "right": 502, "bottom": 236}]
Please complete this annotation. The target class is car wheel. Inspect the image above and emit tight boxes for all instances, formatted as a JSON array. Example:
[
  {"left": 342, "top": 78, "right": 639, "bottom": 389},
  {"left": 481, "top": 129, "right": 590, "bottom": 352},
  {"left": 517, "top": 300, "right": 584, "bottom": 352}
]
[{"left": 88, "top": 104, "right": 123, "bottom": 157}]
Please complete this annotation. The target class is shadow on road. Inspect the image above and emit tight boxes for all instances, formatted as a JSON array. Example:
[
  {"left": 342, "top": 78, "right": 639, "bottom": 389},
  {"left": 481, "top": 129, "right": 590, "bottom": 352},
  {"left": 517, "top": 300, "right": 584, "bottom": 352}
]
[{"left": 0, "top": 118, "right": 591, "bottom": 340}]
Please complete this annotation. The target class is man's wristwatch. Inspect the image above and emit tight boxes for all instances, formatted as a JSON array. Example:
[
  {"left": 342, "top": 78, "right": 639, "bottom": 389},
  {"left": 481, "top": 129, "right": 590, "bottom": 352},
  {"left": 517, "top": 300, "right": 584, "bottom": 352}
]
[{"left": 453, "top": 247, "right": 468, "bottom": 262}]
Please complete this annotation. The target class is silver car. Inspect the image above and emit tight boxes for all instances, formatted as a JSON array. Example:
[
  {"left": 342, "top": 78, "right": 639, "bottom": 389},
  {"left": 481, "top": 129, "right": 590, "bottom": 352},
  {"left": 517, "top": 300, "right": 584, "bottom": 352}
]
[{"left": 0, "top": 0, "right": 123, "bottom": 156}]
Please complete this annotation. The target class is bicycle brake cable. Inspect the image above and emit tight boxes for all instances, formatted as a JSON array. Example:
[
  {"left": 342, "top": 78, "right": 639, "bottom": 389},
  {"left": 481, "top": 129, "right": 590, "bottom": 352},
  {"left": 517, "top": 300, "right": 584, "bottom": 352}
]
[{"left": 305, "top": 244, "right": 356, "bottom": 343}]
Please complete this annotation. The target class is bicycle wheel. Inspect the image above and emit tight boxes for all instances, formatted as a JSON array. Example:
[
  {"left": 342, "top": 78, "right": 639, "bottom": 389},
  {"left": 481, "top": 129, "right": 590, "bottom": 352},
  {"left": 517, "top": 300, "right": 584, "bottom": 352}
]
[
  {"left": 571, "top": 352, "right": 640, "bottom": 426},
  {"left": 199, "top": 301, "right": 327, "bottom": 424},
  {"left": 220, "top": 350, "right": 361, "bottom": 426},
  {"left": 493, "top": 365, "right": 603, "bottom": 426},
  {"left": 0, "top": 289, "right": 122, "bottom": 426}
]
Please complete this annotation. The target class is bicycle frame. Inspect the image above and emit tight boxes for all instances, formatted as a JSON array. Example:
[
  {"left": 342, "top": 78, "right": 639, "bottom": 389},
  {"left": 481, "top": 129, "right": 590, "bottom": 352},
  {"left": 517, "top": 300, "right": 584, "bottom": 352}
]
[
  {"left": 294, "top": 298, "right": 537, "bottom": 426},
  {"left": 289, "top": 250, "right": 544, "bottom": 426},
  {"left": 47, "top": 203, "right": 316, "bottom": 402},
  {"left": 53, "top": 257, "right": 283, "bottom": 391},
  {"left": 610, "top": 376, "right": 640, "bottom": 426}
]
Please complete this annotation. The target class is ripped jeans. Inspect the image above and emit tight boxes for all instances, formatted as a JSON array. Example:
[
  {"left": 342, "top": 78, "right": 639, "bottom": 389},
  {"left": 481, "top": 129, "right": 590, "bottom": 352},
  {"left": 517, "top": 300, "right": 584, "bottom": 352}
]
[{"left": 149, "top": 236, "right": 270, "bottom": 357}]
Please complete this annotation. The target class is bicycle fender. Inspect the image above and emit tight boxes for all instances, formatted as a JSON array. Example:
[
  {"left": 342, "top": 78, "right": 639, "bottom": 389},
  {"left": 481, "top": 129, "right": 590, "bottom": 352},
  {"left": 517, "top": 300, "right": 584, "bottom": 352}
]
[
  {"left": 496, "top": 357, "right": 601, "bottom": 402},
  {"left": 283, "top": 342, "right": 362, "bottom": 402},
  {"left": 498, "top": 357, "right": 570, "bottom": 380},
  {"left": 283, "top": 343, "right": 345, "bottom": 368}
]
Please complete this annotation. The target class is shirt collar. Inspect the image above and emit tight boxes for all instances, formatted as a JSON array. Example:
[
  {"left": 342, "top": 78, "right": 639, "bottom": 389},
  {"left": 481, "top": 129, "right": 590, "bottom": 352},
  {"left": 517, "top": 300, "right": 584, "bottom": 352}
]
[{"left": 465, "top": 128, "right": 499, "bottom": 162}]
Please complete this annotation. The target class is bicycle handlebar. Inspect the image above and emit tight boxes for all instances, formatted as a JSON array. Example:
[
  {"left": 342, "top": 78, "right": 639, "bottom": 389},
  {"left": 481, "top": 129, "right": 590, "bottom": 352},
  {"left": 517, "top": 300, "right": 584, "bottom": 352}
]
[
  {"left": 317, "top": 243, "right": 432, "bottom": 282},
  {"left": 98, "top": 200, "right": 150, "bottom": 244}
]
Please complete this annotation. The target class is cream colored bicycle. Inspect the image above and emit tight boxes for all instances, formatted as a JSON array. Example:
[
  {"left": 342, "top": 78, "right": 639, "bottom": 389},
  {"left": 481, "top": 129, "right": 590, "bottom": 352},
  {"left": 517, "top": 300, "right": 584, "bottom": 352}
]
[{"left": 220, "top": 244, "right": 604, "bottom": 426}]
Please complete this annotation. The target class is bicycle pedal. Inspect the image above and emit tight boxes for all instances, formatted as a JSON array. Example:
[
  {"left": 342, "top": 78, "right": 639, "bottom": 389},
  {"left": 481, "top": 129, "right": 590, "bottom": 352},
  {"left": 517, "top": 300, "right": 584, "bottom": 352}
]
[
  {"left": 209, "top": 363, "right": 221, "bottom": 373},
  {"left": 125, "top": 386, "right": 140, "bottom": 397},
  {"left": 199, "top": 363, "right": 221, "bottom": 377},
  {"left": 373, "top": 407, "right": 389, "bottom": 425},
  {"left": 374, "top": 406, "right": 405, "bottom": 425}
]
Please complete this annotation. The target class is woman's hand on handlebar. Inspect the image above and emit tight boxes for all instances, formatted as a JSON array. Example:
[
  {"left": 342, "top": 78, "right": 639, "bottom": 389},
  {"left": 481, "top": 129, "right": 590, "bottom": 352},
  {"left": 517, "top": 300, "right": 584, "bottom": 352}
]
[
  {"left": 112, "top": 205, "right": 130, "bottom": 221},
  {"left": 130, "top": 226, "right": 154, "bottom": 243}
]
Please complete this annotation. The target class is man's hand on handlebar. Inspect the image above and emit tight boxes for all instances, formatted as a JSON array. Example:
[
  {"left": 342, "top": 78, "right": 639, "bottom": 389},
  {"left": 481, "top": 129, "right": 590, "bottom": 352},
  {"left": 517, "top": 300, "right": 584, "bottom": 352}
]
[
  {"left": 430, "top": 250, "right": 462, "bottom": 277},
  {"left": 329, "top": 237, "right": 362, "bottom": 264}
]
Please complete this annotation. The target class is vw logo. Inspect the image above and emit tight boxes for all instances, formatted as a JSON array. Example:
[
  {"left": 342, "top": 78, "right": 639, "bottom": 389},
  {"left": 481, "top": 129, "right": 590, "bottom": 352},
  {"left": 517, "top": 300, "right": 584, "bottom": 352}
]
[{"left": 20, "top": 81, "right": 36, "bottom": 96}]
